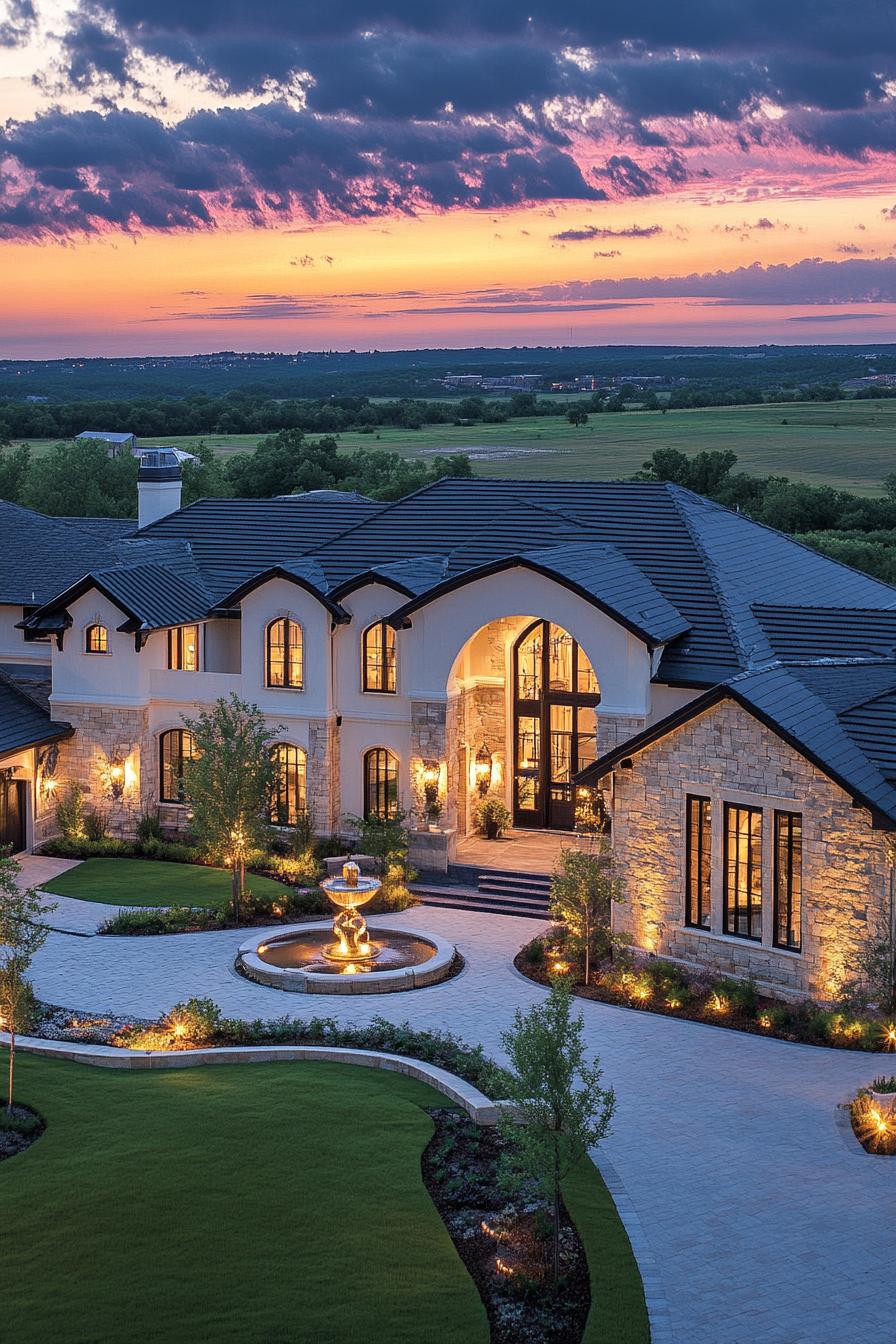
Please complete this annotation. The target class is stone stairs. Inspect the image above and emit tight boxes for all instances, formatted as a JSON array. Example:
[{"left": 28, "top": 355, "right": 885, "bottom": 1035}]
[{"left": 411, "top": 864, "right": 552, "bottom": 919}]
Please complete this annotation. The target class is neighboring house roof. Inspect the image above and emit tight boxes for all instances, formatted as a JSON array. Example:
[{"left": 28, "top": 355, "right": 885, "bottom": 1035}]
[
  {"left": 0, "top": 665, "right": 71, "bottom": 757},
  {"left": 76, "top": 430, "right": 135, "bottom": 443},
  {"left": 578, "top": 661, "right": 896, "bottom": 828}
]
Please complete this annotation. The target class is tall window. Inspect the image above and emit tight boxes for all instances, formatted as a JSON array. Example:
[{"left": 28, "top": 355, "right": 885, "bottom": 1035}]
[
  {"left": 363, "top": 620, "right": 396, "bottom": 693},
  {"left": 774, "top": 811, "right": 802, "bottom": 952},
  {"left": 269, "top": 743, "right": 307, "bottom": 825},
  {"left": 266, "top": 618, "right": 303, "bottom": 688},
  {"left": 724, "top": 804, "right": 762, "bottom": 940},
  {"left": 159, "top": 728, "right": 197, "bottom": 803},
  {"left": 512, "top": 620, "right": 600, "bottom": 830},
  {"left": 85, "top": 623, "right": 108, "bottom": 654},
  {"left": 364, "top": 748, "right": 398, "bottom": 819},
  {"left": 167, "top": 624, "right": 200, "bottom": 671},
  {"left": 685, "top": 795, "right": 712, "bottom": 930}
]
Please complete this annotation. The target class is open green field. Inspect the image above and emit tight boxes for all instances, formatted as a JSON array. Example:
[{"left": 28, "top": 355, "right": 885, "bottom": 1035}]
[
  {"left": 41, "top": 857, "right": 285, "bottom": 907},
  {"left": 20, "top": 398, "right": 896, "bottom": 495},
  {"left": 2, "top": 1054, "right": 648, "bottom": 1344}
]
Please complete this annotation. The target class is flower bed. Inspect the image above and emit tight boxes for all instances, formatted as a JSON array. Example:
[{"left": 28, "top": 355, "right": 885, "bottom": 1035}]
[
  {"left": 0, "top": 1103, "right": 44, "bottom": 1162},
  {"left": 35, "top": 999, "right": 508, "bottom": 1093},
  {"left": 516, "top": 934, "right": 896, "bottom": 1053},
  {"left": 423, "top": 1108, "right": 589, "bottom": 1344}
]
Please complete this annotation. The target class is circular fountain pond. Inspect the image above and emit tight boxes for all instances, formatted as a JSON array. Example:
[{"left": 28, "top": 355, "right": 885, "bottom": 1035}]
[{"left": 236, "top": 921, "right": 457, "bottom": 994}]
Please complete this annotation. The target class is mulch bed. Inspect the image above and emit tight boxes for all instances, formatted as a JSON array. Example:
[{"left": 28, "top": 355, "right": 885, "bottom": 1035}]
[
  {"left": 0, "top": 1103, "right": 45, "bottom": 1161},
  {"left": 422, "top": 1108, "right": 590, "bottom": 1344}
]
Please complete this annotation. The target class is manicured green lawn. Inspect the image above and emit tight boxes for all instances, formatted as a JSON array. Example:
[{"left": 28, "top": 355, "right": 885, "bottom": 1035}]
[
  {"left": 1, "top": 1055, "right": 649, "bottom": 1344},
  {"left": 41, "top": 857, "right": 285, "bottom": 907},
  {"left": 1, "top": 1057, "right": 489, "bottom": 1344}
]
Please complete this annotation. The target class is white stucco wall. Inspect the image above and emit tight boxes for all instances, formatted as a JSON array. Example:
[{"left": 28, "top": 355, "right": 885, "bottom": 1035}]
[{"left": 0, "top": 604, "right": 51, "bottom": 666}]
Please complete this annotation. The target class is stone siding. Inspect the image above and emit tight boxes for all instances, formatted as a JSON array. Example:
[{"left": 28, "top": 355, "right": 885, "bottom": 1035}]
[
  {"left": 409, "top": 699, "right": 447, "bottom": 821},
  {"left": 611, "top": 698, "right": 892, "bottom": 1000},
  {"left": 308, "top": 717, "right": 339, "bottom": 833},
  {"left": 44, "top": 702, "right": 154, "bottom": 840}
]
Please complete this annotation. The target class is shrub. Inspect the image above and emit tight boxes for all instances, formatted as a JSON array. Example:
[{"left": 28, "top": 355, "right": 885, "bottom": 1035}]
[
  {"left": 99, "top": 906, "right": 224, "bottom": 935},
  {"left": 40, "top": 837, "right": 131, "bottom": 860},
  {"left": 870, "top": 1075, "right": 896, "bottom": 1093},
  {"left": 136, "top": 837, "right": 202, "bottom": 864},
  {"left": 524, "top": 938, "right": 545, "bottom": 967},
  {"left": 475, "top": 795, "right": 511, "bottom": 839},
  {"left": 269, "top": 851, "right": 320, "bottom": 887},
  {"left": 644, "top": 958, "right": 694, "bottom": 1007},
  {"left": 136, "top": 811, "right": 164, "bottom": 843},
  {"left": 55, "top": 782, "right": 86, "bottom": 839},
  {"left": 164, "top": 997, "right": 221, "bottom": 1045},
  {"left": 82, "top": 810, "right": 108, "bottom": 842},
  {"left": 709, "top": 975, "right": 758, "bottom": 1018}
]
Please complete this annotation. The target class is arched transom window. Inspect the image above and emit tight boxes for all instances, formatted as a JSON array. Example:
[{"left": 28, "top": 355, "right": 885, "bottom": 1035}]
[
  {"left": 362, "top": 620, "right": 397, "bottom": 693},
  {"left": 266, "top": 618, "right": 303, "bottom": 689},
  {"left": 85, "top": 623, "right": 108, "bottom": 654},
  {"left": 364, "top": 747, "right": 399, "bottom": 819},
  {"left": 270, "top": 743, "right": 307, "bottom": 825},
  {"left": 159, "top": 728, "right": 197, "bottom": 803}
]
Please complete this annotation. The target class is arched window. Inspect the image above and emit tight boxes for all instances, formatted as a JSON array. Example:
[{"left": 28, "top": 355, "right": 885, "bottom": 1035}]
[
  {"left": 270, "top": 743, "right": 307, "bottom": 825},
  {"left": 266, "top": 618, "right": 303, "bottom": 689},
  {"left": 364, "top": 747, "right": 399, "bottom": 819},
  {"left": 362, "top": 620, "right": 396, "bottom": 693},
  {"left": 513, "top": 620, "right": 601, "bottom": 831},
  {"left": 85, "top": 623, "right": 108, "bottom": 654},
  {"left": 159, "top": 728, "right": 197, "bottom": 803}
]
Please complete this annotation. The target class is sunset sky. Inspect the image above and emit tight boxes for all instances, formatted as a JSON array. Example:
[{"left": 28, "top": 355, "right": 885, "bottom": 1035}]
[{"left": 2, "top": 0, "right": 896, "bottom": 356}]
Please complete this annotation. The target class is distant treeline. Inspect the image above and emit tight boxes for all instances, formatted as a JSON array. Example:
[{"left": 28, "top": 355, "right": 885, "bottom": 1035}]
[{"left": 0, "top": 380, "right": 863, "bottom": 441}]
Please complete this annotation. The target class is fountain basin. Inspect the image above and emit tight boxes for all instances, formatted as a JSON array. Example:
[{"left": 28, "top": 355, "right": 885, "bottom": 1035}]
[{"left": 236, "top": 920, "right": 458, "bottom": 994}]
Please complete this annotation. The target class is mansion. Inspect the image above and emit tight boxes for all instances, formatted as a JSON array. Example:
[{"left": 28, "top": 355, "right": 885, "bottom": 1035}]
[{"left": 3, "top": 458, "right": 896, "bottom": 1001}]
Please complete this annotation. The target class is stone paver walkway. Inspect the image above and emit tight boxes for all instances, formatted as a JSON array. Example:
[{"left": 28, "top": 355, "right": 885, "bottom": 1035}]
[{"left": 26, "top": 903, "right": 896, "bottom": 1344}]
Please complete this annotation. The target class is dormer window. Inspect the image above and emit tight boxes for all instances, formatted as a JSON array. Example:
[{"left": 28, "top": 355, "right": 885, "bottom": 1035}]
[
  {"left": 168, "top": 624, "right": 200, "bottom": 671},
  {"left": 85, "top": 624, "right": 108, "bottom": 654},
  {"left": 266, "top": 618, "right": 303, "bottom": 689},
  {"left": 363, "top": 620, "right": 396, "bottom": 693}
]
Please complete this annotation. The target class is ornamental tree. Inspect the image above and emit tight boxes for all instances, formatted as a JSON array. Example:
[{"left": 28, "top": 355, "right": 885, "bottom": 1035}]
[
  {"left": 549, "top": 836, "right": 625, "bottom": 984},
  {"left": 181, "top": 695, "right": 280, "bottom": 921},
  {"left": 497, "top": 977, "right": 616, "bottom": 1284},
  {"left": 0, "top": 851, "right": 52, "bottom": 1114}
]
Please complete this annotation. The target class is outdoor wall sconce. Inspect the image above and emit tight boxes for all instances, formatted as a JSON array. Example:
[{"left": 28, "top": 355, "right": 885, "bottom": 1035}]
[
  {"left": 421, "top": 759, "right": 440, "bottom": 807},
  {"left": 474, "top": 744, "right": 493, "bottom": 796},
  {"left": 108, "top": 756, "right": 126, "bottom": 800},
  {"left": 38, "top": 744, "right": 59, "bottom": 799}
]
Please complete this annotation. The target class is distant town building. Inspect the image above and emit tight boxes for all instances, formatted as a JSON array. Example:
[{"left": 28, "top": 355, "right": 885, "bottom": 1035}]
[{"left": 76, "top": 431, "right": 137, "bottom": 456}]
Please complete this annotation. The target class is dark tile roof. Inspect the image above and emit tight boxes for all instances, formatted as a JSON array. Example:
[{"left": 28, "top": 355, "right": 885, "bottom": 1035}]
[
  {"left": 754, "top": 605, "right": 896, "bottom": 662},
  {"left": 0, "top": 501, "right": 126, "bottom": 606},
  {"left": 0, "top": 666, "right": 71, "bottom": 757}
]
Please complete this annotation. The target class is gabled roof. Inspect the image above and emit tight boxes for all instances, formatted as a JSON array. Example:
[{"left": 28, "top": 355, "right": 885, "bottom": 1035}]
[
  {"left": 0, "top": 666, "right": 71, "bottom": 757},
  {"left": 213, "top": 559, "right": 349, "bottom": 622},
  {"left": 388, "top": 541, "right": 690, "bottom": 649},
  {"left": 578, "top": 661, "right": 896, "bottom": 828}
]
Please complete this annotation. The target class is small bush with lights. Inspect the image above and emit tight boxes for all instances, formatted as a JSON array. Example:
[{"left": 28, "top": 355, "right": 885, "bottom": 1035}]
[{"left": 849, "top": 1077, "right": 896, "bottom": 1155}]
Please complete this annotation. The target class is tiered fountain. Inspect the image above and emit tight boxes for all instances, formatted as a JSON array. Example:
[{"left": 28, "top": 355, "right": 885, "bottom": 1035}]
[{"left": 235, "top": 862, "right": 457, "bottom": 994}]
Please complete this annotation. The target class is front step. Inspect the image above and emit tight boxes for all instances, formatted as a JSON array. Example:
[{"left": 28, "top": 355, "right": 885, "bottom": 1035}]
[{"left": 412, "top": 868, "right": 552, "bottom": 919}]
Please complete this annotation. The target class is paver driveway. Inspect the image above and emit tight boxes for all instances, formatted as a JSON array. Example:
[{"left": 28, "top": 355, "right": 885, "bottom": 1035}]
[{"left": 27, "top": 904, "right": 896, "bottom": 1344}]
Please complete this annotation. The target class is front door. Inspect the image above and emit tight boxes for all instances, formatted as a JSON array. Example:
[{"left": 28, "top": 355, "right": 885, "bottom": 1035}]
[
  {"left": 0, "top": 778, "right": 26, "bottom": 853},
  {"left": 512, "top": 621, "right": 600, "bottom": 830}
]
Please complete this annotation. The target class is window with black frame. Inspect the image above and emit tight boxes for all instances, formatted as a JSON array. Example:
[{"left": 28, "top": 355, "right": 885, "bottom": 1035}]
[
  {"left": 167, "top": 624, "right": 200, "bottom": 671},
  {"left": 269, "top": 743, "right": 307, "bottom": 825},
  {"left": 85, "top": 623, "right": 108, "bottom": 654},
  {"left": 266, "top": 617, "right": 303, "bottom": 688},
  {"left": 774, "top": 811, "right": 802, "bottom": 951},
  {"left": 724, "top": 803, "right": 762, "bottom": 940},
  {"left": 159, "top": 728, "right": 197, "bottom": 803},
  {"left": 362, "top": 620, "right": 396, "bottom": 693},
  {"left": 363, "top": 747, "right": 398, "bottom": 819},
  {"left": 685, "top": 794, "right": 712, "bottom": 929}
]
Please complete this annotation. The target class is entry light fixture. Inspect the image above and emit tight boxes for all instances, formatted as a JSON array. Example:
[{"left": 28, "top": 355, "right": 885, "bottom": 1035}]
[{"left": 474, "top": 744, "right": 493, "bottom": 796}]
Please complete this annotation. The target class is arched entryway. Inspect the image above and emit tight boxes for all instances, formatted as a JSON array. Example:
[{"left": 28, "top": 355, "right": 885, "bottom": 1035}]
[{"left": 512, "top": 620, "right": 600, "bottom": 830}]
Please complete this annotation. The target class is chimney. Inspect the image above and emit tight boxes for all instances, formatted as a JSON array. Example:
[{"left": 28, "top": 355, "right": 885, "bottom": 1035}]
[{"left": 138, "top": 450, "right": 182, "bottom": 529}]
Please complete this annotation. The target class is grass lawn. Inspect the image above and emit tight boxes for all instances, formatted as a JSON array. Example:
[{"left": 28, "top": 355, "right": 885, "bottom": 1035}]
[
  {"left": 2, "top": 1056, "right": 648, "bottom": 1344},
  {"left": 41, "top": 857, "right": 285, "bottom": 907},
  {"left": 20, "top": 396, "right": 896, "bottom": 494}
]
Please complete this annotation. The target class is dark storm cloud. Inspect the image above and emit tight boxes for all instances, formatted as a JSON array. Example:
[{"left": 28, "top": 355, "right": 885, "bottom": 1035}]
[{"left": 0, "top": 103, "right": 603, "bottom": 238}]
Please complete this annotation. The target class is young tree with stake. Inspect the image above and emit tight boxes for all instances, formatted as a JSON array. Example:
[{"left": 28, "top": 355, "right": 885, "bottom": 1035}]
[
  {"left": 497, "top": 977, "right": 616, "bottom": 1284},
  {"left": 549, "top": 835, "right": 625, "bottom": 983},
  {"left": 181, "top": 695, "right": 280, "bottom": 922},
  {"left": 0, "top": 851, "right": 52, "bottom": 1115}
]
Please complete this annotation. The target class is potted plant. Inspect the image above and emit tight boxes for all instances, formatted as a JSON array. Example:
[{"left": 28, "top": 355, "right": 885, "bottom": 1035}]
[
  {"left": 476, "top": 796, "right": 511, "bottom": 840},
  {"left": 426, "top": 798, "right": 443, "bottom": 832}
]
